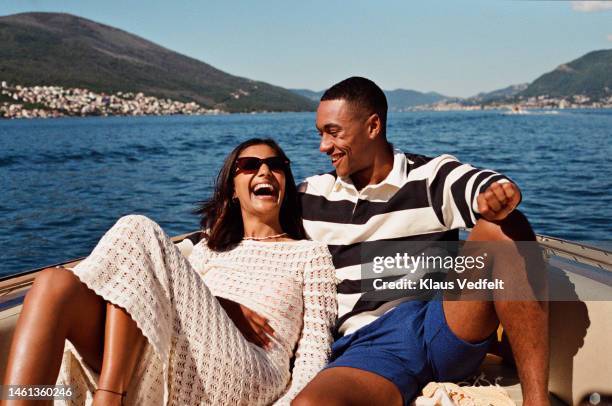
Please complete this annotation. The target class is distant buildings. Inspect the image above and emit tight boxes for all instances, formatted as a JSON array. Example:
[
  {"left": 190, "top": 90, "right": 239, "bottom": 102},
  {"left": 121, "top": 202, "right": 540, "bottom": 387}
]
[
  {"left": 0, "top": 82, "right": 224, "bottom": 119},
  {"left": 2, "top": 81, "right": 612, "bottom": 118},
  {"left": 412, "top": 93, "right": 612, "bottom": 112}
]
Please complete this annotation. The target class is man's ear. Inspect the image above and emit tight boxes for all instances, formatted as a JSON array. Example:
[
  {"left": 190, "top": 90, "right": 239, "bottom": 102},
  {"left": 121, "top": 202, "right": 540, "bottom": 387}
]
[{"left": 366, "top": 113, "right": 382, "bottom": 140}]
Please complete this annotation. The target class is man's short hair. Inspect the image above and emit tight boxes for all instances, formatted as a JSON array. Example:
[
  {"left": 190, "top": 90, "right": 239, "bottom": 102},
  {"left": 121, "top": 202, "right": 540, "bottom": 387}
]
[{"left": 321, "top": 77, "right": 387, "bottom": 136}]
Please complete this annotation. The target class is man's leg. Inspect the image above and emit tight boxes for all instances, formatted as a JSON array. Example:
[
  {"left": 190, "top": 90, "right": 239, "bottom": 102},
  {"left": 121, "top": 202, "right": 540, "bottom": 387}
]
[
  {"left": 291, "top": 367, "right": 402, "bottom": 406},
  {"left": 443, "top": 210, "right": 549, "bottom": 406},
  {"left": 292, "top": 299, "right": 431, "bottom": 406}
]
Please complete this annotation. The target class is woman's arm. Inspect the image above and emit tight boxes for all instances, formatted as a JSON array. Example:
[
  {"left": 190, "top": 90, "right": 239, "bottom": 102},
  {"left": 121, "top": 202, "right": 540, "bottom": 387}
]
[
  {"left": 190, "top": 239, "right": 275, "bottom": 347},
  {"left": 186, "top": 239, "right": 212, "bottom": 277},
  {"left": 274, "top": 243, "right": 337, "bottom": 405},
  {"left": 216, "top": 297, "right": 275, "bottom": 348}
]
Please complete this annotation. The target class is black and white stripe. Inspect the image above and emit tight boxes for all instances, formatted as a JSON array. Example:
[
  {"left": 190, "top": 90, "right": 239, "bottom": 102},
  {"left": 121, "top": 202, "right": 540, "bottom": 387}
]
[{"left": 300, "top": 150, "right": 514, "bottom": 336}]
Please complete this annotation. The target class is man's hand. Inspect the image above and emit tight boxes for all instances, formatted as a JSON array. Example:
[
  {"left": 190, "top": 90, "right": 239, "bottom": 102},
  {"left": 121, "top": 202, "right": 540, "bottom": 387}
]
[
  {"left": 216, "top": 297, "right": 275, "bottom": 348},
  {"left": 477, "top": 181, "right": 521, "bottom": 221}
]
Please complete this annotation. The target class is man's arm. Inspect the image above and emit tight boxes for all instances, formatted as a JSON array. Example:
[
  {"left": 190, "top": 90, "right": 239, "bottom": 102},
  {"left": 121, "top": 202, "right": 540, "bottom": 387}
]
[
  {"left": 477, "top": 181, "right": 521, "bottom": 221},
  {"left": 428, "top": 154, "right": 521, "bottom": 228}
]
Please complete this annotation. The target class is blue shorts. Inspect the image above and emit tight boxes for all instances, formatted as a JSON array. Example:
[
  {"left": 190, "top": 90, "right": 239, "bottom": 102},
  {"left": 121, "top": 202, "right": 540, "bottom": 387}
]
[{"left": 326, "top": 299, "right": 492, "bottom": 405}]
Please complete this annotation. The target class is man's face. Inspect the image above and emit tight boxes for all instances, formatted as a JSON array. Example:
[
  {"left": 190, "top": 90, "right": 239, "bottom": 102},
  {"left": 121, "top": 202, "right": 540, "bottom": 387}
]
[{"left": 315, "top": 99, "right": 373, "bottom": 178}]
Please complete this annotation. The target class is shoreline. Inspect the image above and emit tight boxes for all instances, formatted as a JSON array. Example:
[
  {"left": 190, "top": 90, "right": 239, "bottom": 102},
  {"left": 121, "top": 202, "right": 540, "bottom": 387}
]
[
  {"left": 0, "top": 82, "right": 227, "bottom": 119},
  {"left": 2, "top": 106, "right": 611, "bottom": 120},
  {"left": 3, "top": 82, "right": 612, "bottom": 120}
]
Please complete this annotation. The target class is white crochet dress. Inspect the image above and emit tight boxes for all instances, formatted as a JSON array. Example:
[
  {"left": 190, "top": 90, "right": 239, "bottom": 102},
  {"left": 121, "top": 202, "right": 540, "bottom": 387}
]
[{"left": 55, "top": 215, "right": 337, "bottom": 405}]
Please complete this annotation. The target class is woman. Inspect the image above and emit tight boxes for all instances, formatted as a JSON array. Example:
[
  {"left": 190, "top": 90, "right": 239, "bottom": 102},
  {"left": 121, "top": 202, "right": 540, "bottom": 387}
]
[{"left": 3, "top": 138, "right": 337, "bottom": 405}]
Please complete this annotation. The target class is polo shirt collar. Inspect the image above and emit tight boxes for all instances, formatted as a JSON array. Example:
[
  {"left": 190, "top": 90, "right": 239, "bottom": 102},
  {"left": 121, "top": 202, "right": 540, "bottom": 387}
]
[{"left": 333, "top": 148, "right": 406, "bottom": 192}]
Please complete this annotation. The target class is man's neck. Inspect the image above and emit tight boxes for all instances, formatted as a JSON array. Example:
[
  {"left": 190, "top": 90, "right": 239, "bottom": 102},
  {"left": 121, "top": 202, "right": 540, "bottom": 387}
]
[{"left": 350, "top": 144, "right": 395, "bottom": 191}]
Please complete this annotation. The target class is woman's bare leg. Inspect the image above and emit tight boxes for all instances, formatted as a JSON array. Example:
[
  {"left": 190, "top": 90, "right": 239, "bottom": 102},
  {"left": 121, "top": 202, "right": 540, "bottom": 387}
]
[
  {"left": 93, "top": 303, "right": 146, "bottom": 406},
  {"left": 2, "top": 267, "right": 106, "bottom": 405},
  {"left": 3, "top": 267, "right": 146, "bottom": 406}
]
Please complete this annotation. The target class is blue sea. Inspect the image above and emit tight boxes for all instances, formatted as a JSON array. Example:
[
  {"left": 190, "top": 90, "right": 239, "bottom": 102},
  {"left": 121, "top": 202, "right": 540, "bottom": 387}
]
[{"left": 1, "top": 110, "right": 611, "bottom": 278}]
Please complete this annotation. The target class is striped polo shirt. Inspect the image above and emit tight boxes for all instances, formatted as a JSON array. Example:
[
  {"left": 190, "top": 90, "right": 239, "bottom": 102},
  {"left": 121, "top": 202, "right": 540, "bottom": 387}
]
[{"left": 299, "top": 149, "right": 512, "bottom": 337}]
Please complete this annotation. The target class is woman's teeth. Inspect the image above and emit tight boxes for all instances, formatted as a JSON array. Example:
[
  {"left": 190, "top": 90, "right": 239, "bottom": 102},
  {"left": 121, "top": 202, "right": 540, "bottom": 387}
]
[{"left": 252, "top": 183, "right": 277, "bottom": 199}]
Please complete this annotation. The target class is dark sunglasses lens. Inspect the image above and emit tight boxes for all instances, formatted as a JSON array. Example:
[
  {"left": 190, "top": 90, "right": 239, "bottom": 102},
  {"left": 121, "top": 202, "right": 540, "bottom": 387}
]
[
  {"left": 236, "top": 157, "right": 261, "bottom": 171},
  {"left": 236, "top": 157, "right": 288, "bottom": 173},
  {"left": 265, "top": 157, "right": 288, "bottom": 171}
]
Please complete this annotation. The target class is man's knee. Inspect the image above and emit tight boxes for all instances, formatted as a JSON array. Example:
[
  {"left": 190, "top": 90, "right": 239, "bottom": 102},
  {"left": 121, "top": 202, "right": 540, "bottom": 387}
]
[
  {"left": 472, "top": 209, "right": 535, "bottom": 241},
  {"left": 292, "top": 391, "right": 349, "bottom": 406},
  {"left": 292, "top": 382, "right": 350, "bottom": 406},
  {"left": 292, "top": 367, "right": 403, "bottom": 406}
]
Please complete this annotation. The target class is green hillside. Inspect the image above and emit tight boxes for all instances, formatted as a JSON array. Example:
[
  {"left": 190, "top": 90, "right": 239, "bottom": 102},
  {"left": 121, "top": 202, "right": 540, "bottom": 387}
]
[
  {"left": 290, "top": 88, "right": 449, "bottom": 110},
  {"left": 521, "top": 49, "right": 612, "bottom": 100},
  {"left": 0, "top": 12, "right": 316, "bottom": 112}
]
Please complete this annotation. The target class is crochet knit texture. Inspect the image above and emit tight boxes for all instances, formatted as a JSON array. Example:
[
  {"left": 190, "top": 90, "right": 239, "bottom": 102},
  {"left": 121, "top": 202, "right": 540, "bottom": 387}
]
[{"left": 55, "top": 215, "right": 337, "bottom": 405}]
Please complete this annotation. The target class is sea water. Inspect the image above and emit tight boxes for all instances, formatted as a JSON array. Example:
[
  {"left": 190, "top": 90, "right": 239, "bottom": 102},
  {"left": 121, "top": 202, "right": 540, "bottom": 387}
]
[{"left": 1, "top": 110, "right": 610, "bottom": 277}]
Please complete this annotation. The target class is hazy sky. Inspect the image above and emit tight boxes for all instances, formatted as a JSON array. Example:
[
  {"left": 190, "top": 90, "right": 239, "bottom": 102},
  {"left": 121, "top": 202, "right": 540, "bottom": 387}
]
[{"left": 2, "top": 0, "right": 611, "bottom": 97}]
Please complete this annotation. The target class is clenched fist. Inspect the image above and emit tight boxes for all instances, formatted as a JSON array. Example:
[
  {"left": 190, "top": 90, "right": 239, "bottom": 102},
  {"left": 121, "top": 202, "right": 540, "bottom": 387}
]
[{"left": 477, "top": 181, "right": 521, "bottom": 221}]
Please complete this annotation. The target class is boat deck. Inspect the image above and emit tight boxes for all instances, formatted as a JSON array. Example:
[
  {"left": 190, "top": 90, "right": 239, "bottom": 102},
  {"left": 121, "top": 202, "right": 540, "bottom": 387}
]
[{"left": 1, "top": 233, "right": 610, "bottom": 405}]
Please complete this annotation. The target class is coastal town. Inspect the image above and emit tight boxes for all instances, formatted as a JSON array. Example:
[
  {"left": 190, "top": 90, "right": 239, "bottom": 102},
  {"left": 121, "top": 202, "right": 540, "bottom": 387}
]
[
  {"left": 410, "top": 94, "right": 612, "bottom": 112},
  {"left": 0, "top": 82, "right": 223, "bottom": 119},
  {"left": 1, "top": 80, "right": 612, "bottom": 119}
]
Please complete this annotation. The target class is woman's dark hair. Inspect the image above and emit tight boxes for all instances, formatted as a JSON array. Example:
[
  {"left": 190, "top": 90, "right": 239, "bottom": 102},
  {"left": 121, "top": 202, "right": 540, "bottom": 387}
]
[{"left": 194, "top": 138, "right": 305, "bottom": 251}]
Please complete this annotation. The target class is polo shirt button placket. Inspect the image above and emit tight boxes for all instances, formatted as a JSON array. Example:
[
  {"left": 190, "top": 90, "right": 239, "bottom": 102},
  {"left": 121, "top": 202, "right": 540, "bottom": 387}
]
[{"left": 352, "top": 190, "right": 365, "bottom": 218}]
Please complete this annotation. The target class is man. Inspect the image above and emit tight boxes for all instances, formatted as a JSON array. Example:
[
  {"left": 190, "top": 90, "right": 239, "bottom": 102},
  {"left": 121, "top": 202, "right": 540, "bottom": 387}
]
[{"left": 290, "top": 77, "right": 549, "bottom": 406}]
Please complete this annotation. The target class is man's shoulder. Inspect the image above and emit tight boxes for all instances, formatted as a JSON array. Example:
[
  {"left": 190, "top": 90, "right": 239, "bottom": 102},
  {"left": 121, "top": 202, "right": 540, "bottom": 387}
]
[
  {"left": 400, "top": 150, "right": 460, "bottom": 179},
  {"left": 299, "top": 170, "right": 337, "bottom": 196},
  {"left": 403, "top": 152, "right": 434, "bottom": 168},
  {"left": 403, "top": 151, "right": 457, "bottom": 168}
]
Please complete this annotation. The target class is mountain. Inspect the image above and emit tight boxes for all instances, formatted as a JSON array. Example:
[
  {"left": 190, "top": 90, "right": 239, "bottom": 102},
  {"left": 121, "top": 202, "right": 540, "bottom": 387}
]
[
  {"left": 0, "top": 12, "right": 316, "bottom": 112},
  {"left": 290, "top": 89, "right": 323, "bottom": 102},
  {"left": 520, "top": 49, "right": 612, "bottom": 100},
  {"left": 384, "top": 89, "right": 447, "bottom": 111},
  {"left": 468, "top": 83, "right": 528, "bottom": 103},
  {"left": 289, "top": 88, "right": 449, "bottom": 111}
]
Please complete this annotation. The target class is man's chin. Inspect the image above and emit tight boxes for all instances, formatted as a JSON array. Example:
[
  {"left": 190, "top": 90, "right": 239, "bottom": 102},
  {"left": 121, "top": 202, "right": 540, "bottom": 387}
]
[{"left": 334, "top": 163, "right": 350, "bottom": 178}]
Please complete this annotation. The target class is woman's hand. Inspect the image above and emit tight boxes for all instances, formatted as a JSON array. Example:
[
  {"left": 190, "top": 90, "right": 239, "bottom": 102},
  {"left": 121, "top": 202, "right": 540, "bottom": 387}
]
[{"left": 216, "top": 297, "right": 275, "bottom": 348}]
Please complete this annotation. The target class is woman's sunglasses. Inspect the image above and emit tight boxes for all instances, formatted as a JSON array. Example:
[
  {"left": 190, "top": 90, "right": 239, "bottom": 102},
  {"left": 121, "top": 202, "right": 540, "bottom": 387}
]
[{"left": 234, "top": 156, "right": 289, "bottom": 174}]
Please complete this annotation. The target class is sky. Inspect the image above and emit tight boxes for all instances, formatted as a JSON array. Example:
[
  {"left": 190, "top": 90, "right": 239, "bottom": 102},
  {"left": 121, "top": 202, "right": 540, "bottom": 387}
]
[{"left": 2, "top": 0, "right": 612, "bottom": 97}]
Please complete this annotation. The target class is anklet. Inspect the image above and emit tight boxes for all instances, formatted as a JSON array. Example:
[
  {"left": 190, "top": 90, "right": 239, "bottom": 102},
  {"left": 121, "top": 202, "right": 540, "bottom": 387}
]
[{"left": 95, "top": 388, "right": 127, "bottom": 398}]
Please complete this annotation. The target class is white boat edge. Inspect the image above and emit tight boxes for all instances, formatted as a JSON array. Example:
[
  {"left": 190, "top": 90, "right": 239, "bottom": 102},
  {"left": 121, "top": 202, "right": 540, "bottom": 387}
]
[{"left": 0, "top": 233, "right": 610, "bottom": 405}]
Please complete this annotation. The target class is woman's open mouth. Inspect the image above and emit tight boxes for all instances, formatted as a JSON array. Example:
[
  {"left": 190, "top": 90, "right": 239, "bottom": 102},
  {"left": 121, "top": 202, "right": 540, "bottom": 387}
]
[{"left": 251, "top": 183, "right": 279, "bottom": 201}]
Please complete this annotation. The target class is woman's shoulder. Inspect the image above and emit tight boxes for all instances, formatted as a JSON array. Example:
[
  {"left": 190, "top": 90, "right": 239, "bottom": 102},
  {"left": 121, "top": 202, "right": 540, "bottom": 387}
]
[
  {"left": 297, "top": 240, "right": 337, "bottom": 282},
  {"left": 186, "top": 232, "right": 215, "bottom": 259},
  {"left": 289, "top": 240, "right": 333, "bottom": 262},
  {"left": 305, "top": 240, "right": 331, "bottom": 254},
  {"left": 280, "top": 239, "right": 329, "bottom": 253},
  {"left": 239, "top": 239, "right": 330, "bottom": 259}
]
